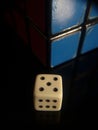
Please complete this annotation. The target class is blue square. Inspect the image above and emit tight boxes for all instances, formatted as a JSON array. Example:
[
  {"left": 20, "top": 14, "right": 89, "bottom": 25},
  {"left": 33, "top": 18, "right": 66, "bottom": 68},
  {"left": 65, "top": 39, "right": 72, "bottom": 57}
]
[
  {"left": 51, "top": 0, "right": 87, "bottom": 34},
  {"left": 81, "top": 24, "right": 98, "bottom": 54},
  {"left": 51, "top": 31, "right": 81, "bottom": 67},
  {"left": 89, "top": 3, "right": 98, "bottom": 19}
]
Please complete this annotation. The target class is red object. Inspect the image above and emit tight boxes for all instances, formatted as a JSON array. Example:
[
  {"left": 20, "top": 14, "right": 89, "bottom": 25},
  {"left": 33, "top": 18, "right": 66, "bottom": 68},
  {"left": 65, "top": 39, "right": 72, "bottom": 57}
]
[
  {"left": 13, "top": 10, "right": 28, "bottom": 45},
  {"left": 29, "top": 24, "right": 47, "bottom": 65},
  {"left": 4, "top": 12, "right": 14, "bottom": 28},
  {"left": 26, "top": 0, "right": 46, "bottom": 33},
  {"left": 15, "top": 0, "right": 25, "bottom": 12}
]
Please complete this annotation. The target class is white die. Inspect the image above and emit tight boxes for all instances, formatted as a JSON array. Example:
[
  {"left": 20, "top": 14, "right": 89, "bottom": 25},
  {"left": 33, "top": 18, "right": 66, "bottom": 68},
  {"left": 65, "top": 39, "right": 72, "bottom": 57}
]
[{"left": 33, "top": 74, "right": 63, "bottom": 111}]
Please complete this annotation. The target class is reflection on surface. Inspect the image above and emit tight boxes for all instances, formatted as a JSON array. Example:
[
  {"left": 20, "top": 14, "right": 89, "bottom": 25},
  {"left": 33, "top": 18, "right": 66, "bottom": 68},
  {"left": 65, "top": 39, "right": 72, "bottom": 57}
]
[
  {"left": 34, "top": 111, "right": 61, "bottom": 125},
  {"left": 52, "top": 0, "right": 75, "bottom": 23},
  {"left": 52, "top": 0, "right": 87, "bottom": 34}
]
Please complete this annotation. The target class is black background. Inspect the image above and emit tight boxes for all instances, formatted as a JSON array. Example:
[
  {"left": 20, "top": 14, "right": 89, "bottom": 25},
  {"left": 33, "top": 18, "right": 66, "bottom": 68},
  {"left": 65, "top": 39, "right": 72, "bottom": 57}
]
[{"left": 1, "top": 0, "right": 98, "bottom": 128}]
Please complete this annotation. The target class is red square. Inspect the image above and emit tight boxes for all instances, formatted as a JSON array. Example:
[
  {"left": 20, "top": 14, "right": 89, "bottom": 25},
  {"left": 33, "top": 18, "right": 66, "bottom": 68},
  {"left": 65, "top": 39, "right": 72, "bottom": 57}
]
[
  {"left": 26, "top": 0, "right": 46, "bottom": 33},
  {"left": 29, "top": 24, "right": 47, "bottom": 65},
  {"left": 13, "top": 11, "right": 28, "bottom": 45}
]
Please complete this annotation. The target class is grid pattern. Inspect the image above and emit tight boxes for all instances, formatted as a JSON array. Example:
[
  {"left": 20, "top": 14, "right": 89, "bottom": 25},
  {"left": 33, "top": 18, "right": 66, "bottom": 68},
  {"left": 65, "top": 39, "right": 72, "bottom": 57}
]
[{"left": 3, "top": 0, "right": 98, "bottom": 68}]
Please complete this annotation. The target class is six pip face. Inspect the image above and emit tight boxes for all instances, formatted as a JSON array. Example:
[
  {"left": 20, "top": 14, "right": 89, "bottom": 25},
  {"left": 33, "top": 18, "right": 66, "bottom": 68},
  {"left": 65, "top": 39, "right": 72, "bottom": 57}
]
[{"left": 33, "top": 74, "right": 63, "bottom": 111}]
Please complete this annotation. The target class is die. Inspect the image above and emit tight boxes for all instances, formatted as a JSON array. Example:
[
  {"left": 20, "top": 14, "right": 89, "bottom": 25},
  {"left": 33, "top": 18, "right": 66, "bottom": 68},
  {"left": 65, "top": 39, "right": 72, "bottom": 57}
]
[{"left": 33, "top": 74, "right": 63, "bottom": 111}]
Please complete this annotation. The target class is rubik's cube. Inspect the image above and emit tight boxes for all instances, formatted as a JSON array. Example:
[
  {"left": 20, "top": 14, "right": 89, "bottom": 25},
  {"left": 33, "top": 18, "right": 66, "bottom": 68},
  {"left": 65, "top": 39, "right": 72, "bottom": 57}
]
[{"left": 26, "top": 0, "right": 98, "bottom": 68}]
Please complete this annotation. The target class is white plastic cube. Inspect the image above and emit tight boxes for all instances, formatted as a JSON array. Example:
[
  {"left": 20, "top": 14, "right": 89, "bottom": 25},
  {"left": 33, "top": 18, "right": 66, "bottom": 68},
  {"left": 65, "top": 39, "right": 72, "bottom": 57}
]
[{"left": 33, "top": 74, "right": 63, "bottom": 111}]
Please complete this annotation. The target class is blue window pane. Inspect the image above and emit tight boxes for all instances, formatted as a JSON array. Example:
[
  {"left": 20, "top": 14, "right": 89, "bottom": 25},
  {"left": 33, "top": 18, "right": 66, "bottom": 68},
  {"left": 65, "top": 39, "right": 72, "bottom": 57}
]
[
  {"left": 52, "top": 0, "right": 87, "bottom": 34},
  {"left": 89, "top": 3, "right": 98, "bottom": 19},
  {"left": 81, "top": 24, "right": 98, "bottom": 54},
  {"left": 51, "top": 31, "right": 81, "bottom": 67}
]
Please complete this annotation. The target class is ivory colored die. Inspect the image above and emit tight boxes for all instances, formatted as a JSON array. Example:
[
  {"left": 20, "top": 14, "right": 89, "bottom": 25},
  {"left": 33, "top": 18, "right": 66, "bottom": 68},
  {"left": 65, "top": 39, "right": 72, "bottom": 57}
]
[{"left": 33, "top": 74, "right": 63, "bottom": 111}]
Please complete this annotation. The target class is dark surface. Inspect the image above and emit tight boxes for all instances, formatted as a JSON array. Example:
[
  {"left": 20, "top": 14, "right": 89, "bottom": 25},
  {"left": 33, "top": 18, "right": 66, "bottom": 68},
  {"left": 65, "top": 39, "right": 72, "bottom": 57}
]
[{"left": 1, "top": 13, "right": 97, "bottom": 127}]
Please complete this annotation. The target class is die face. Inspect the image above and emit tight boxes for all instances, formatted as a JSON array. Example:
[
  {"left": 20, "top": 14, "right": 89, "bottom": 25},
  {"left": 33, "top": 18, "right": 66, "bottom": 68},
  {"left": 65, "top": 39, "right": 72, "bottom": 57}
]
[
  {"left": 51, "top": 0, "right": 87, "bottom": 34},
  {"left": 34, "top": 74, "right": 63, "bottom": 97},
  {"left": 33, "top": 74, "right": 63, "bottom": 111},
  {"left": 34, "top": 96, "right": 62, "bottom": 111},
  {"left": 51, "top": 31, "right": 81, "bottom": 67},
  {"left": 81, "top": 24, "right": 98, "bottom": 54}
]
